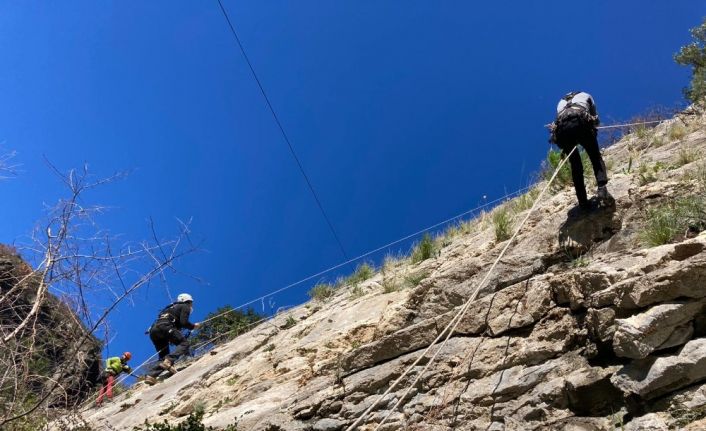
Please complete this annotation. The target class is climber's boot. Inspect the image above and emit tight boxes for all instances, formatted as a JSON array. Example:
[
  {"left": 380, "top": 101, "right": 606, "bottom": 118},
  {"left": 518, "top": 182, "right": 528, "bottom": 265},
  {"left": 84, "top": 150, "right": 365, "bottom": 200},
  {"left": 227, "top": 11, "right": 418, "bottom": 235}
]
[
  {"left": 596, "top": 185, "right": 615, "bottom": 207},
  {"left": 158, "top": 358, "right": 177, "bottom": 374}
]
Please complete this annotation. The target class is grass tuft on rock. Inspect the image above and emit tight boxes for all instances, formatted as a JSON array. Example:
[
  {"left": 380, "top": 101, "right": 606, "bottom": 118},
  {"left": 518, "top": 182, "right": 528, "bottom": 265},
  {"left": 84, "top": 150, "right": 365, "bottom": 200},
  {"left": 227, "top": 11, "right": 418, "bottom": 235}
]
[
  {"left": 411, "top": 233, "right": 435, "bottom": 264},
  {"left": 345, "top": 262, "right": 375, "bottom": 286},
  {"left": 492, "top": 206, "right": 513, "bottom": 242},
  {"left": 642, "top": 195, "right": 706, "bottom": 246},
  {"left": 308, "top": 283, "right": 335, "bottom": 302}
]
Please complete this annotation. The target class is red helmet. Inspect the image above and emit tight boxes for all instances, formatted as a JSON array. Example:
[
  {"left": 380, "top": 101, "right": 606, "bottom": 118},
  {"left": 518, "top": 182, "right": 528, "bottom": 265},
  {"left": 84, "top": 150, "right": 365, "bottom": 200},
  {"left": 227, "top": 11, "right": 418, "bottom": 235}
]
[{"left": 122, "top": 352, "right": 132, "bottom": 361}]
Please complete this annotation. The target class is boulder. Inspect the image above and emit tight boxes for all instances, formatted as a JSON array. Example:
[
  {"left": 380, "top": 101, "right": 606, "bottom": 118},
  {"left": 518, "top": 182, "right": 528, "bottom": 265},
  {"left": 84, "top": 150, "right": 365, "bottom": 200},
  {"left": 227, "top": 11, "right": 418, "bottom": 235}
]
[
  {"left": 611, "top": 339, "right": 706, "bottom": 400},
  {"left": 613, "top": 300, "right": 704, "bottom": 359}
]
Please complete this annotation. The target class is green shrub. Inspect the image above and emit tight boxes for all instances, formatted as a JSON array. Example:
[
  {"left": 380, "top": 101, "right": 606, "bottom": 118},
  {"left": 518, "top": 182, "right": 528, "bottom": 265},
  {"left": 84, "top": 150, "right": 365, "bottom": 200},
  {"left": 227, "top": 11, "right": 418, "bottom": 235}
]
[
  {"left": 571, "top": 256, "right": 589, "bottom": 268},
  {"left": 492, "top": 207, "right": 513, "bottom": 242},
  {"left": 668, "top": 123, "right": 688, "bottom": 142},
  {"left": 403, "top": 271, "right": 428, "bottom": 288},
  {"left": 282, "top": 316, "right": 297, "bottom": 329},
  {"left": 382, "top": 276, "right": 400, "bottom": 293},
  {"left": 675, "top": 146, "right": 698, "bottom": 167},
  {"left": 637, "top": 162, "right": 665, "bottom": 185},
  {"left": 544, "top": 149, "right": 572, "bottom": 188},
  {"left": 380, "top": 254, "right": 402, "bottom": 293},
  {"left": 133, "top": 409, "right": 237, "bottom": 431},
  {"left": 631, "top": 123, "right": 653, "bottom": 140},
  {"left": 642, "top": 195, "right": 706, "bottom": 246},
  {"left": 510, "top": 188, "right": 540, "bottom": 214},
  {"left": 651, "top": 135, "right": 665, "bottom": 148},
  {"left": 349, "top": 284, "right": 365, "bottom": 299},
  {"left": 674, "top": 17, "right": 706, "bottom": 106},
  {"left": 2, "top": 405, "right": 47, "bottom": 431},
  {"left": 345, "top": 262, "right": 375, "bottom": 286},
  {"left": 411, "top": 233, "right": 435, "bottom": 264},
  {"left": 308, "top": 283, "right": 335, "bottom": 302},
  {"left": 189, "top": 306, "right": 263, "bottom": 350},
  {"left": 696, "top": 163, "right": 706, "bottom": 190},
  {"left": 543, "top": 149, "right": 593, "bottom": 190}
]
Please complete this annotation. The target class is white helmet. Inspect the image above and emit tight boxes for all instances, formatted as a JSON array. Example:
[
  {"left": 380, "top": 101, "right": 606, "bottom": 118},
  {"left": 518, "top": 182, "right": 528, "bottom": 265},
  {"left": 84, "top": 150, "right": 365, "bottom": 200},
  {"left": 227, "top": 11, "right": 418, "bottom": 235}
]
[{"left": 177, "top": 293, "right": 193, "bottom": 303}]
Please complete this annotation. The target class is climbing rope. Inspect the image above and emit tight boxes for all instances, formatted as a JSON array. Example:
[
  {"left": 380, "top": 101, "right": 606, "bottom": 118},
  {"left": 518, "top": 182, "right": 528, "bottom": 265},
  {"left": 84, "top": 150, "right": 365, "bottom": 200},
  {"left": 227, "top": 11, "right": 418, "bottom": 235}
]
[
  {"left": 79, "top": 186, "right": 534, "bottom": 412},
  {"left": 544, "top": 119, "right": 666, "bottom": 130},
  {"left": 346, "top": 146, "right": 578, "bottom": 431},
  {"left": 197, "top": 185, "right": 534, "bottom": 326},
  {"left": 596, "top": 119, "right": 665, "bottom": 130},
  {"left": 80, "top": 184, "right": 543, "bottom": 412}
]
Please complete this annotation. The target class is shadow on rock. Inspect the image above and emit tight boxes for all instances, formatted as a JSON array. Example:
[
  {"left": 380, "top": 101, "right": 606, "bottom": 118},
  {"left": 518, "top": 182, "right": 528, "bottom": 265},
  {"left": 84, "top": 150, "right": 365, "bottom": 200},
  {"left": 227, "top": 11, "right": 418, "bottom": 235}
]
[{"left": 559, "top": 198, "right": 621, "bottom": 256}]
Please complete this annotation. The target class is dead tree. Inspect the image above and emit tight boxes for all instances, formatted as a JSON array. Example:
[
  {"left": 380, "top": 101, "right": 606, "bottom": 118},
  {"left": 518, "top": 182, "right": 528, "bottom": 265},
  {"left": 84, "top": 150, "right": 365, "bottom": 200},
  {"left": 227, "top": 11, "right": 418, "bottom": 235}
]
[{"left": 0, "top": 162, "right": 199, "bottom": 428}]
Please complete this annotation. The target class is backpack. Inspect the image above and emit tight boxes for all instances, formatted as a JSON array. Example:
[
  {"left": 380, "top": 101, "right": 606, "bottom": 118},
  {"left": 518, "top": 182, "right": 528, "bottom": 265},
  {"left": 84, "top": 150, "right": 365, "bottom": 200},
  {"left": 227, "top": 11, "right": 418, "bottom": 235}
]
[
  {"left": 550, "top": 93, "right": 597, "bottom": 144},
  {"left": 556, "top": 93, "right": 595, "bottom": 128},
  {"left": 145, "top": 303, "right": 178, "bottom": 334}
]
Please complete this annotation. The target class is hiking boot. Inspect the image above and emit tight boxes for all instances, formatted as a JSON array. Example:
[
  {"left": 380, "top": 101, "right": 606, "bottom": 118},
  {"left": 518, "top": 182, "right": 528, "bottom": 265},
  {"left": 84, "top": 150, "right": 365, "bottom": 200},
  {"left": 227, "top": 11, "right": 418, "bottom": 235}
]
[
  {"left": 158, "top": 358, "right": 177, "bottom": 374},
  {"left": 143, "top": 376, "right": 158, "bottom": 385},
  {"left": 596, "top": 185, "right": 611, "bottom": 201}
]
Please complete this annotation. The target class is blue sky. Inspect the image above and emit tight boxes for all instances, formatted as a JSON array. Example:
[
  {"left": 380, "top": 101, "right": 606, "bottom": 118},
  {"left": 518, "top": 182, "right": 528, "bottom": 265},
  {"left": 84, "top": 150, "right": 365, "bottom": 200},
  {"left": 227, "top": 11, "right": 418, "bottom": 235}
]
[{"left": 0, "top": 2, "right": 703, "bottom": 369}]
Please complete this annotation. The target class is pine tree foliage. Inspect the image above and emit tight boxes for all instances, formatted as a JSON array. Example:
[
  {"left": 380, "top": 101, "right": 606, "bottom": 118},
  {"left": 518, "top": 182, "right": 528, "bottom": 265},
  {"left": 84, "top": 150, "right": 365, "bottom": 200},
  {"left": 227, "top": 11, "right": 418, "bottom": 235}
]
[{"left": 675, "top": 18, "right": 706, "bottom": 105}]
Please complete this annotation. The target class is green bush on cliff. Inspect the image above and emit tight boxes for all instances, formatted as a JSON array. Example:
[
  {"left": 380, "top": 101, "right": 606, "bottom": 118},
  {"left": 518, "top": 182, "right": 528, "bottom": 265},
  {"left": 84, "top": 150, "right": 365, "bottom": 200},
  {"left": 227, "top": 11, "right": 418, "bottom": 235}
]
[
  {"left": 188, "top": 306, "right": 263, "bottom": 351},
  {"left": 674, "top": 17, "right": 706, "bottom": 105}
]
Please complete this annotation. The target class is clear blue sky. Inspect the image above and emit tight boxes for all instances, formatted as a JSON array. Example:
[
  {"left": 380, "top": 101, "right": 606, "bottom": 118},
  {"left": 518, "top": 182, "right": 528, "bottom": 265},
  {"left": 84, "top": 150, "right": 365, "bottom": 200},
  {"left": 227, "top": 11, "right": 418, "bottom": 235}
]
[{"left": 0, "top": 2, "right": 703, "bottom": 368}]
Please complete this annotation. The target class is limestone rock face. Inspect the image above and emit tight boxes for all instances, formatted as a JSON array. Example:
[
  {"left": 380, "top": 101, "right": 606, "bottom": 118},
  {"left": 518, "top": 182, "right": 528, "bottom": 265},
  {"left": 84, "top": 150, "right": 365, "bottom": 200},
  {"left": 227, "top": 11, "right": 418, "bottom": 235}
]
[
  {"left": 612, "top": 300, "right": 704, "bottom": 359},
  {"left": 80, "top": 115, "right": 706, "bottom": 430},
  {"left": 611, "top": 339, "right": 706, "bottom": 400}
]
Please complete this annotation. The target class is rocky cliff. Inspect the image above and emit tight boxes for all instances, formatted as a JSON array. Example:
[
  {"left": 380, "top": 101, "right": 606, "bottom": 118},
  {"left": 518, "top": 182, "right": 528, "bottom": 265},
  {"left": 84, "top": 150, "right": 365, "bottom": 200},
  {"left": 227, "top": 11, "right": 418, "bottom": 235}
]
[
  {"left": 0, "top": 248, "right": 102, "bottom": 416},
  {"left": 84, "top": 111, "right": 706, "bottom": 430}
]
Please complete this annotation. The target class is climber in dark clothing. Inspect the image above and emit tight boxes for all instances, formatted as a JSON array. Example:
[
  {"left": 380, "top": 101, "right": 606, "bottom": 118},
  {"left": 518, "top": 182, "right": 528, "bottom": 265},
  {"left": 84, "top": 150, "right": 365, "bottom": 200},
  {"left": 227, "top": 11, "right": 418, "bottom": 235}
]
[
  {"left": 550, "top": 91, "right": 612, "bottom": 209},
  {"left": 144, "top": 293, "right": 201, "bottom": 384}
]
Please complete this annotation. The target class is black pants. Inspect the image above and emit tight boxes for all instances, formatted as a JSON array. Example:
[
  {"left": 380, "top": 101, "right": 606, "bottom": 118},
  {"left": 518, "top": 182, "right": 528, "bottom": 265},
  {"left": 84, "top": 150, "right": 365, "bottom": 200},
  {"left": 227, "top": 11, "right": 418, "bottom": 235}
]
[
  {"left": 147, "top": 325, "right": 189, "bottom": 377},
  {"left": 556, "top": 121, "right": 608, "bottom": 205}
]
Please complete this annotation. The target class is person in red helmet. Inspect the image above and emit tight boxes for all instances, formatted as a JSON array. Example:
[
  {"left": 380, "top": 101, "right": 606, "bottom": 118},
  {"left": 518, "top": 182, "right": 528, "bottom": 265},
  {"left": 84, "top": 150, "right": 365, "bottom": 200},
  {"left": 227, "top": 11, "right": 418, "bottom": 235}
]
[{"left": 96, "top": 352, "right": 132, "bottom": 406}]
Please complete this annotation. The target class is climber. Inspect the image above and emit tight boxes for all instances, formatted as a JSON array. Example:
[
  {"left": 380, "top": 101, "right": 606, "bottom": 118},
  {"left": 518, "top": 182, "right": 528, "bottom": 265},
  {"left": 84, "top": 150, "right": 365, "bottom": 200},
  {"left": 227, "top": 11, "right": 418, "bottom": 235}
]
[
  {"left": 143, "top": 293, "right": 201, "bottom": 385},
  {"left": 549, "top": 91, "right": 612, "bottom": 210},
  {"left": 96, "top": 352, "right": 132, "bottom": 406}
]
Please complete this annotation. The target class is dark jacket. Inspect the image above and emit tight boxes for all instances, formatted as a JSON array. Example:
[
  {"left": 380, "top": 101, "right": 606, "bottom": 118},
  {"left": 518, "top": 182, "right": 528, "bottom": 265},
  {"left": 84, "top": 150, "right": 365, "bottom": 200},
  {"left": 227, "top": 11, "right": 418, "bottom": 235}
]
[{"left": 154, "top": 302, "right": 196, "bottom": 331}]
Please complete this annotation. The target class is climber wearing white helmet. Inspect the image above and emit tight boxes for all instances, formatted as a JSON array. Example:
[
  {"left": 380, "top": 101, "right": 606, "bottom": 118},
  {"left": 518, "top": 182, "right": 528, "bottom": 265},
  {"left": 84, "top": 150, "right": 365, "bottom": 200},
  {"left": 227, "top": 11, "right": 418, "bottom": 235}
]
[{"left": 144, "top": 293, "right": 201, "bottom": 384}]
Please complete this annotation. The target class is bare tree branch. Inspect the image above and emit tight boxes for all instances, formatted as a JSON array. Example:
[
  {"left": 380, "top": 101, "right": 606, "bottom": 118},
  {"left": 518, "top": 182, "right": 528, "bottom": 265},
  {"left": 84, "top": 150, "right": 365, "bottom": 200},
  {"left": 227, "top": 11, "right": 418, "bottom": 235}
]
[{"left": 0, "top": 162, "right": 200, "bottom": 427}]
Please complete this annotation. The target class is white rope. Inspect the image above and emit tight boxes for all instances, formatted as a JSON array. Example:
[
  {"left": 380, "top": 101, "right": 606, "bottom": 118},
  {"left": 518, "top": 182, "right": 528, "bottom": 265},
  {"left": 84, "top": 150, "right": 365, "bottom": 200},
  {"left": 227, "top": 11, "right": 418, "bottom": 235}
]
[
  {"left": 596, "top": 119, "right": 664, "bottom": 130},
  {"left": 79, "top": 186, "right": 531, "bottom": 412},
  {"left": 197, "top": 185, "right": 533, "bottom": 326},
  {"left": 346, "top": 147, "right": 577, "bottom": 431},
  {"left": 544, "top": 119, "right": 665, "bottom": 130}
]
